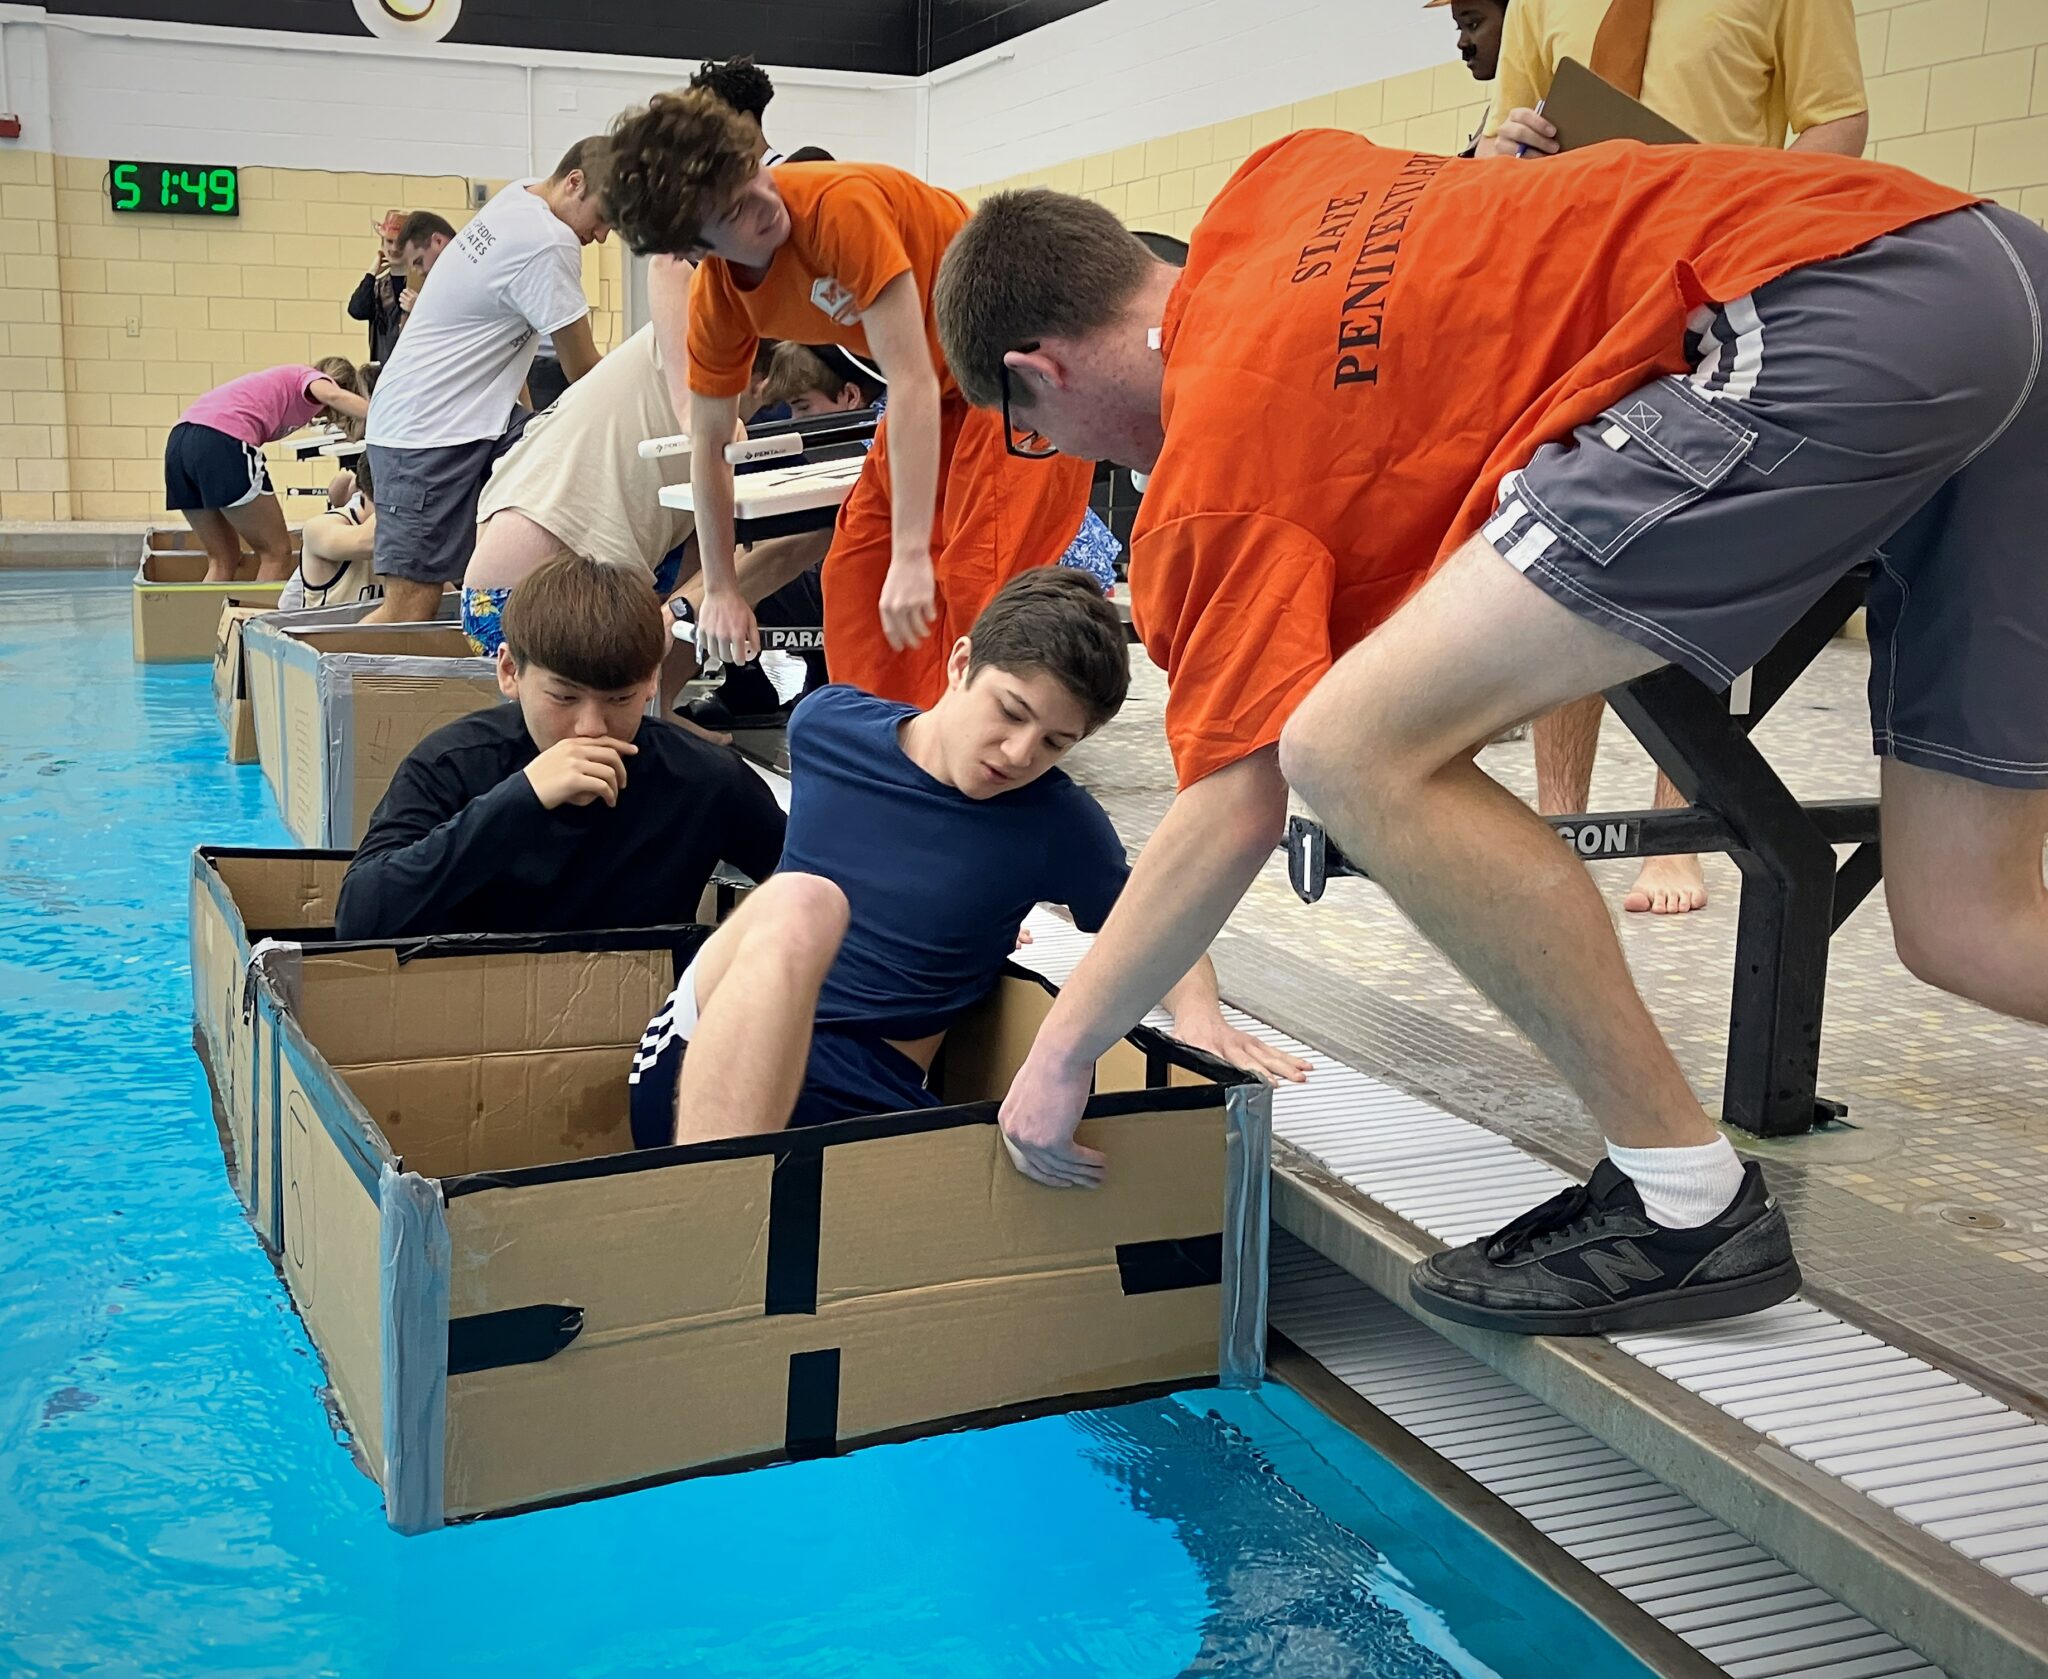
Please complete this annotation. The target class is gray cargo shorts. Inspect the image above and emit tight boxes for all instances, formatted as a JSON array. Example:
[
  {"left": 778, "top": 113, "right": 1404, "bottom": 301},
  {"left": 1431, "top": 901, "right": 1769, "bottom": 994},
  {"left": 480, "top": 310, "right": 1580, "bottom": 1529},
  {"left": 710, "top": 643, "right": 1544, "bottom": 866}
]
[
  {"left": 1485, "top": 204, "right": 2048, "bottom": 789},
  {"left": 368, "top": 406, "right": 531, "bottom": 587}
]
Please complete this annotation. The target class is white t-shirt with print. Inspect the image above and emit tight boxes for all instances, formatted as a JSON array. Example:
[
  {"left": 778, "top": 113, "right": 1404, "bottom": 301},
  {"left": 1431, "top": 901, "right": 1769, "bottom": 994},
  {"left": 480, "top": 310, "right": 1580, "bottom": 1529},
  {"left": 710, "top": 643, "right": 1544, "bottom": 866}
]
[{"left": 367, "top": 180, "right": 589, "bottom": 450}]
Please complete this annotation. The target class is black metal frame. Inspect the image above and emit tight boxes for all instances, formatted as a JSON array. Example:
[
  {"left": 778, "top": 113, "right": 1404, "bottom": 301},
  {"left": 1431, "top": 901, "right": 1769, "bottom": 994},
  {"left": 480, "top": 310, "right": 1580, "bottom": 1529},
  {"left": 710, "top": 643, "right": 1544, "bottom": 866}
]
[{"left": 1286, "top": 567, "right": 1881, "bottom": 1138}]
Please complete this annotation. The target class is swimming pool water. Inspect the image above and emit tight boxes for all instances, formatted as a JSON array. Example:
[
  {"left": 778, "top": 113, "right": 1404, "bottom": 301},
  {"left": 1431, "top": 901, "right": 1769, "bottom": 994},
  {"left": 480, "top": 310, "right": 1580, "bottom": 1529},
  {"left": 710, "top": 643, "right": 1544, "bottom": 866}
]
[{"left": 0, "top": 574, "right": 1658, "bottom": 1678}]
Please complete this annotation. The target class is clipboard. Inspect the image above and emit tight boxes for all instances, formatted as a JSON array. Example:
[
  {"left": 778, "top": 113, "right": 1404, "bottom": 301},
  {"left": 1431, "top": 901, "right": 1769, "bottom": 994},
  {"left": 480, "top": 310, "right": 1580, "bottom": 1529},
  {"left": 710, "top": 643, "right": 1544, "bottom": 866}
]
[{"left": 1545, "top": 57, "right": 1695, "bottom": 150}]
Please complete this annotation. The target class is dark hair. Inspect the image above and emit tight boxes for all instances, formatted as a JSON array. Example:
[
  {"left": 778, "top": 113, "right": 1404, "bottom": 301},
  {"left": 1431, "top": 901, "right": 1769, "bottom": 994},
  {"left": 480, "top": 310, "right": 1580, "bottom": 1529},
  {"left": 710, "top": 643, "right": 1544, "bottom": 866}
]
[
  {"left": 500, "top": 555, "right": 667, "bottom": 689},
  {"left": 966, "top": 568, "right": 1128, "bottom": 732},
  {"left": 397, "top": 210, "right": 455, "bottom": 252},
  {"left": 782, "top": 145, "right": 836, "bottom": 164},
  {"left": 551, "top": 136, "right": 614, "bottom": 187},
  {"left": 760, "top": 341, "right": 882, "bottom": 408},
  {"left": 689, "top": 55, "right": 775, "bottom": 122},
  {"left": 604, "top": 88, "right": 760, "bottom": 256},
  {"left": 351, "top": 446, "right": 375, "bottom": 502},
  {"left": 936, "top": 189, "right": 1156, "bottom": 411}
]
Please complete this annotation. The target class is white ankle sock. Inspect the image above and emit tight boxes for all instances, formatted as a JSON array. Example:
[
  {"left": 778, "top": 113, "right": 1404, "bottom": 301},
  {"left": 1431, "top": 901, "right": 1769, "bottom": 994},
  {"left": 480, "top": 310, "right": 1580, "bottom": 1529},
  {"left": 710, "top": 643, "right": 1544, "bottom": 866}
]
[{"left": 1608, "top": 1137, "right": 1744, "bottom": 1229}]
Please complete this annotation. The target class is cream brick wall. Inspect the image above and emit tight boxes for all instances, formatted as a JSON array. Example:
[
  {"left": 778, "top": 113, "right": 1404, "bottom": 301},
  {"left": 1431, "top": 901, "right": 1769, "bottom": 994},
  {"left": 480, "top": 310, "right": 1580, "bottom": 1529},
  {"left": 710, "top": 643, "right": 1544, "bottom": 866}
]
[
  {"left": 0, "top": 153, "right": 622, "bottom": 522},
  {"left": 966, "top": 26, "right": 2048, "bottom": 247}
]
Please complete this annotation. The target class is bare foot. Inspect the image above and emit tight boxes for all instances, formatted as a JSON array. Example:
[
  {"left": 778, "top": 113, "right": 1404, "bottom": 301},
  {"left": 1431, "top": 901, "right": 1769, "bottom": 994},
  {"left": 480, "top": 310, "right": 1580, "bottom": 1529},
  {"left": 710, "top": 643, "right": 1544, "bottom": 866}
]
[
  {"left": 1624, "top": 854, "right": 1709, "bottom": 915},
  {"left": 665, "top": 713, "right": 732, "bottom": 748}
]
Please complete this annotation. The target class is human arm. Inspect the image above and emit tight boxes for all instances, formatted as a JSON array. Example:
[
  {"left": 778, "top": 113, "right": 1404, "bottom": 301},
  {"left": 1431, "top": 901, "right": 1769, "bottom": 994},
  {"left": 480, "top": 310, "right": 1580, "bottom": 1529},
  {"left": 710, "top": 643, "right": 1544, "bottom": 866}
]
[
  {"left": 648, "top": 254, "right": 698, "bottom": 432},
  {"left": 1789, "top": 112, "right": 1866, "bottom": 155},
  {"left": 307, "top": 376, "right": 370, "bottom": 422},
  {"left": 551, "top": 314, "right": 602, "bottom": 382},
  {"left": 858, "top": 270, "right": 943, "bottom": 651},
  {"left": 1159, "top": 953, "right": 1312, "bottom": 1085},
  {"left": 1783, "top": 0, "right": 1868, "bottom": 156},
  {"left": 999, "top": 749, "right": 1290, "bottom": 1186},
  {"left": 689, "top": 388, "right": 753, "bottom": 662},
  {"left": 347, "top": 271, "right": 379, "bottom": 321},
  {"left": 332, "top": 748, "right": 583, "bottom": 940},
  {"left": 720, "top": 757, "right": 789, "bottom": 883},
  {"left": 302, "top": 507, "right": 375, "bottom": 572}
]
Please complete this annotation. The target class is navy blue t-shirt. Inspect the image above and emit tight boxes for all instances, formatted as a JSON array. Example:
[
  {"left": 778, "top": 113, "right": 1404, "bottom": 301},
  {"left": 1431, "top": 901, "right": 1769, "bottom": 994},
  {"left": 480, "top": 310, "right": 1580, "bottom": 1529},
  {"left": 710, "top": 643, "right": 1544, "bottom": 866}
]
[{"left": 779, "top": 685, "right": 1129, "bottom": 1039}]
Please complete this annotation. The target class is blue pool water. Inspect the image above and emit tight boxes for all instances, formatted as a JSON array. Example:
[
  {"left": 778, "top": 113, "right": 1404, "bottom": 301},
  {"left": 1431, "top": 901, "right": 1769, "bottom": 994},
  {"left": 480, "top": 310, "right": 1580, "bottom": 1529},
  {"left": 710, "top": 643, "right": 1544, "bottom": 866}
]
[{"left": 0, "top": 574, "right": 1658, "bottom": 1678}]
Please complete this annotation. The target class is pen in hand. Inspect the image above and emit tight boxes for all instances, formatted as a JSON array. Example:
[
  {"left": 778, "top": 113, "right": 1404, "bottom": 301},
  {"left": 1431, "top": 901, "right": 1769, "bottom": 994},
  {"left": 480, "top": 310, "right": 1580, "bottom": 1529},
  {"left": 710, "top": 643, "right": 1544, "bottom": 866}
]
[{"left": 1514, "top": 97, "right": 1549, "bottom": 157}]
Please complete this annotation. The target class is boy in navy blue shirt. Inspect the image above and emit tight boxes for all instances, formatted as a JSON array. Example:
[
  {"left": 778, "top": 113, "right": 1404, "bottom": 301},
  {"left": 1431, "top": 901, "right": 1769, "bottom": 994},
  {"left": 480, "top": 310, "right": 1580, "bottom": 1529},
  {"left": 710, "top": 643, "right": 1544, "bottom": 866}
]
[{"left": 629, "top": 568, "right": 1305, "bottom": 1148}]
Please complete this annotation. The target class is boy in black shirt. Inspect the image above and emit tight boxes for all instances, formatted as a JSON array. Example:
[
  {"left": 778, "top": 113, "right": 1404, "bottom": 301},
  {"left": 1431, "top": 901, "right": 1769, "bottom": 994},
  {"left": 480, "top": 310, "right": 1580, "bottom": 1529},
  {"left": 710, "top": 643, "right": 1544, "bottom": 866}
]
[{"left": 334, "top": 555, "right": 785, "bottom": 941}]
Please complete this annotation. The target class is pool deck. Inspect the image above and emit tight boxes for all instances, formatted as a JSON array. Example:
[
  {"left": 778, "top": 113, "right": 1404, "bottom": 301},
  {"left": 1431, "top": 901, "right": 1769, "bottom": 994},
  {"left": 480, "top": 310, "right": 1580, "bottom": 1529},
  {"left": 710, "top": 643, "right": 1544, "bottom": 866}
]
[{"left": 1041, "top": 644, "right": 2048, "bottom": 1679}]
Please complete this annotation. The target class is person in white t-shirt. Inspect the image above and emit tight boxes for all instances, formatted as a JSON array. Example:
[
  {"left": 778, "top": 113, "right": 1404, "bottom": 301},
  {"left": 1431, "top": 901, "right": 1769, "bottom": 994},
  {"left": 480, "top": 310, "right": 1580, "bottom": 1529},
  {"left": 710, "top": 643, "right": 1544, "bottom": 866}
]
[{"left": 362, "top": 138, "right": 611, "bottom": 623}]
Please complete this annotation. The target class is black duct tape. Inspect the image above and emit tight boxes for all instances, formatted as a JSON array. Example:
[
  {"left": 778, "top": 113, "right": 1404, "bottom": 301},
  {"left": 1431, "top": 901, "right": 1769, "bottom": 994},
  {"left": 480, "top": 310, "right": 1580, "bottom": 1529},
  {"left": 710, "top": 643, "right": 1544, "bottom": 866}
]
[
  {"left": 448, "top": 1304, "right": 585, "bottom": 1375},
  {"left": 1144, "top": 1047, "right": 1170, "bottom": 1089},
  {"left": 765, "top": 1148, "right": 825, "bottom": 1316},
  {"left": 1116, "top": 1234, "right": 1224, "bottom": 1296},
  {"left": 784, "top": 1347, "right": 841, "bottom": 1456}
]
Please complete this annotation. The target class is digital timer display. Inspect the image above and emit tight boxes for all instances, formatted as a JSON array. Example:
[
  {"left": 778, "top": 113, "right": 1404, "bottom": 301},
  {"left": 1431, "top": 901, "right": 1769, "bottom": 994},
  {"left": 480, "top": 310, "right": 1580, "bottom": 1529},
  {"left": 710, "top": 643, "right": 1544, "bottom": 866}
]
[{"left": 108, "top": 162, "right": 240, "bottom": 217}]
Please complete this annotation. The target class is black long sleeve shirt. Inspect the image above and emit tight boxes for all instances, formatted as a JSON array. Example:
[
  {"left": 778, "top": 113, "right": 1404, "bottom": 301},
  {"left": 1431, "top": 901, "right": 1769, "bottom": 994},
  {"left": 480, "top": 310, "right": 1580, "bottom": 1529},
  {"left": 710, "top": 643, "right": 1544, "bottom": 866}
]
[
  {"left": 346, "top": 271, "right": 408, "bottom": 364},
  {"left": 334, "top": 704, "right": 786, "bottom": 942}
]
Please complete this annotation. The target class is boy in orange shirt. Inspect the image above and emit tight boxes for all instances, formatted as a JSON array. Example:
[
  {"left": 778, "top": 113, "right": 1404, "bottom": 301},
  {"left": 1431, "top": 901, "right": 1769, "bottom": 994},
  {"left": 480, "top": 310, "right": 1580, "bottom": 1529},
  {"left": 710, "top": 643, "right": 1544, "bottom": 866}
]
[
  {"left": 603, "top": 90, "right": 1097, "bottom": 707},
  {"left": 934, "top": 131, "right": 2048, "bottom": 1335}
]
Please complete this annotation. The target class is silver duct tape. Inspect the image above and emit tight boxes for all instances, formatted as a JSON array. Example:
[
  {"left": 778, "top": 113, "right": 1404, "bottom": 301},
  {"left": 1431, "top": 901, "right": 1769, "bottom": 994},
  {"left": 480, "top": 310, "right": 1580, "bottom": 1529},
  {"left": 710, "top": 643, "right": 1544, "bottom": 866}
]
[
  {"left": 379, "top": 1164, "right": 450, "bottom": 1536},
  {"left": 318, "top": 651, "right": 497, "bottom": 846},
  {"left": 246, "top": 937, "right": 305, "bottom": 1018},
  {"left": 1219, "top": 1080, "right": 1272, "bottom": 1388}
]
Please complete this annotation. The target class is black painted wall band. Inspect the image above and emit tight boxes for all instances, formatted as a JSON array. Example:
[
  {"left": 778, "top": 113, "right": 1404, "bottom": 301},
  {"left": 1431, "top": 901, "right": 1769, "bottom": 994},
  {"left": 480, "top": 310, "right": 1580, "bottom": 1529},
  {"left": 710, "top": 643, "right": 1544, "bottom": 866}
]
[
  {"left": 765, "top": 1149, "right": 825, "bottom": 1315},
  {"left": 1115, "top": 1234, "right": 1224, "bottom": 1296},
  {"left": 448, "top": 1303, "right": 585, "bottom": 1375},
  {"left": 784, "top": 1348, "right": 842, "bottom": 1456}
]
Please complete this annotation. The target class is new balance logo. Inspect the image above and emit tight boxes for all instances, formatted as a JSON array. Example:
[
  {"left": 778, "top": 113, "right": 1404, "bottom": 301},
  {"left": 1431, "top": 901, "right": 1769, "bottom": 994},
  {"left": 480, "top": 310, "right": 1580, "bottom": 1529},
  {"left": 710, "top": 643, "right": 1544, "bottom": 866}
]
[{"left": 1582, "top": 1240, "right": 1665, "bottom": 1296}]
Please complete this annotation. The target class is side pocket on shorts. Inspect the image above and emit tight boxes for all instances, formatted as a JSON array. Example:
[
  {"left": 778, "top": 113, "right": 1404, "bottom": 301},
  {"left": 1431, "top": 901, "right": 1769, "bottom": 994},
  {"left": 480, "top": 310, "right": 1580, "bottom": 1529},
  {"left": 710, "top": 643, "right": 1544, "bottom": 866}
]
[{"left": 1518, "top": 376, "right": 1782, "bottom": 567}]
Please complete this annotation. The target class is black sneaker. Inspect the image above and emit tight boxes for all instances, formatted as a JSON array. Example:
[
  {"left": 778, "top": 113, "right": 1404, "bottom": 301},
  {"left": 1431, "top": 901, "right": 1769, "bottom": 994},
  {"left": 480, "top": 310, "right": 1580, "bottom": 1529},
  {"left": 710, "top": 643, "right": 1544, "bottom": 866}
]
[{"left": 1408, "top": 1160, "right": 1801, "bottom": 1336}]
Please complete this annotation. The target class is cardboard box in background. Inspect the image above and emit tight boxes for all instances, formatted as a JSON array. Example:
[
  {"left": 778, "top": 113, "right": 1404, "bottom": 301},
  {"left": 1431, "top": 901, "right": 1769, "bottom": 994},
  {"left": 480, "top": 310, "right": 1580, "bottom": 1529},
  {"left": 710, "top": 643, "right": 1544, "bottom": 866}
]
[
  {"left": 238, "top": 934, "right": 1267, "bottom": 1534},
  {"left": 212, "top": 603, "right": 274, "bottom": 763},
  {"left": 189, "top": 846, "right": 353, "bottom": 1242},
  {"left": 240, "top": 617, "right": 501, "bottom": 848},
  {"left": 132, "top": 528, "right": 298, "bottom": 663}
]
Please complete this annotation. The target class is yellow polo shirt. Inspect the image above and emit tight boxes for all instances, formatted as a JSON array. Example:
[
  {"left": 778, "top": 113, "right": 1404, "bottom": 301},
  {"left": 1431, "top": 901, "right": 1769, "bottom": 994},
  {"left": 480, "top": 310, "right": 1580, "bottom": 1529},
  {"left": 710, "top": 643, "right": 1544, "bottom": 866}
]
[{"left": 1484, "top": 0, "right": 1867, "bottom": 148}]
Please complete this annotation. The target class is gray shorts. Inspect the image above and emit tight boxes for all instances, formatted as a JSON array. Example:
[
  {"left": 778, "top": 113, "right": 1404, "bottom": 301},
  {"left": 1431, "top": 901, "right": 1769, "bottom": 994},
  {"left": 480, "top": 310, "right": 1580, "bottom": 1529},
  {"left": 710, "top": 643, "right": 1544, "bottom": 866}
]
[
  {"left": 368, "top": 408, "right": 530, "bottom": 586},
  {"left": 1487, "top": 204, "right": 2048, "bottom": 789}
]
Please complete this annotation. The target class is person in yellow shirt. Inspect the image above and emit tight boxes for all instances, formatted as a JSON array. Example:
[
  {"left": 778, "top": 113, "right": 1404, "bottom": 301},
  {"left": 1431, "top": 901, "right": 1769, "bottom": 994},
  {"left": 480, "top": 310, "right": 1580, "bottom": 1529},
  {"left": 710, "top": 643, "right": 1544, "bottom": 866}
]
[{"left": 1481, "top": 0, "right": 1870, "bottom": 915}]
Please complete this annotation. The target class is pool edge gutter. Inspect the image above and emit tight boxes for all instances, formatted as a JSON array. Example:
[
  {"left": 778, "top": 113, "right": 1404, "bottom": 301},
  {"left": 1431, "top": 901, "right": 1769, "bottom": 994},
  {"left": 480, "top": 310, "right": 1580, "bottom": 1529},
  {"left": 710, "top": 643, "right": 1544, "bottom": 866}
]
[{"left": 1273, "top": 1147, "right": 2048, "bottom": 1679}]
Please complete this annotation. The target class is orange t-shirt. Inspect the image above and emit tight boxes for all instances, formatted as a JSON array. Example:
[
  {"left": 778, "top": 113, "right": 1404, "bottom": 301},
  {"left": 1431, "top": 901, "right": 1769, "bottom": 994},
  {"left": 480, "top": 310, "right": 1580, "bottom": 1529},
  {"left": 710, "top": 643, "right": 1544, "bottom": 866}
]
[
  {"left": 686, "top": 162, "right": 968, "bottom": 400},
  {"left": 1134, "top": 131, "right": 1975, "bottom": 789}
]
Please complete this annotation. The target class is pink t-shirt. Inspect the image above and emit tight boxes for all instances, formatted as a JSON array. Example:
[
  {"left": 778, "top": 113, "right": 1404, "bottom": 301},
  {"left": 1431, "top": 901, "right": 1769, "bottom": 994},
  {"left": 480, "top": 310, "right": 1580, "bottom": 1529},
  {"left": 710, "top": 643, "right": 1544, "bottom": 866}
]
[{"left": 180, "top": 365, "right": 329, "bottom": 448}]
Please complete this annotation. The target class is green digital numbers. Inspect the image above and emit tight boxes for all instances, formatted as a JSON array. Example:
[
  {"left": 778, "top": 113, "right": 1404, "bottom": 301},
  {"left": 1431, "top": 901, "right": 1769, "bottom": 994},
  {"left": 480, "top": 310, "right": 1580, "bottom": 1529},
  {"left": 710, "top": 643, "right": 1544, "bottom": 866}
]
[{"left": 109, "top": 161, "right": 242, "bottom": 217}]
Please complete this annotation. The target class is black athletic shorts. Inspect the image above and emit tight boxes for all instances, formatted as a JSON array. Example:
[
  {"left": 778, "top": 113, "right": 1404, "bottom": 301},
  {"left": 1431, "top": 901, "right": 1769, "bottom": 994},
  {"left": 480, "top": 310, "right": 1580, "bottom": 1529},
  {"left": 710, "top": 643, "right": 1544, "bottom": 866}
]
[{"left": 164, "top": 421, "right": 271, "bottom": 511}]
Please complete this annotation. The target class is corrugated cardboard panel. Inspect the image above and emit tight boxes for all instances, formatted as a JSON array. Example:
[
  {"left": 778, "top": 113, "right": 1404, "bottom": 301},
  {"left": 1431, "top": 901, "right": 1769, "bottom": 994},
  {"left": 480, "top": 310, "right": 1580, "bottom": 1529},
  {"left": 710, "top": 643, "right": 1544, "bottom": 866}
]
[
  {"left": 816, "top": 1111, "right": 1224, "bottom": 1302},
  {"left": 213, "top": 604, "right": 272, "bottom": 763},
  {"left": 292, "top": 627, "right": 479, "bottom": 658},
  {"left": 211, "top": 851, "right": 349, "bottom": 933},
  {"left": 443, "top": 1154, "right": 773, "bottom": 1324},
  {"left": 338, "top": 674, "right": 502, "bottom": 847},
  {"left": 245, "top": 623, "right": 289, "bottom": 807},
  {"left": 827, "top": 1265, "right": 1218, "bottom": 1439},
  {"left": 278, "top": 1048, "right": 388, "bottom": 1478},
  {"left": 132, "top": 553, "right": 287, "bottom": 663},
  {"left": 341, "top": 1047, "right": 637, "bottom": 1177},
  {"left": 281, "top": 653, "right": 327, "bottom": 848},
  {"left": 189, "top": 862, "right": 253, "bottom": 1203},
  {"left": 443, "top": 1319, "right": 793, "bottom": 1519},
  {"left": 297, "top": 948, "right": 673, "bottom": 1069},
  {"left": 930, "top": 975, "right": 1054, "bottom": 1103}
]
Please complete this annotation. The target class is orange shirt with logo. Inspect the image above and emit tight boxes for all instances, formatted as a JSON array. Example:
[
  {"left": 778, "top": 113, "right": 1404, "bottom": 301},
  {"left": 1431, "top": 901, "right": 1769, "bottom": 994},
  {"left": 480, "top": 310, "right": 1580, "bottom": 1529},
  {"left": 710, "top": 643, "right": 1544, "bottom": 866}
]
[
  {"left": 1134, "top": 131, "right": 1975, "bottom": 789},
  {"left": 687, "top": 162, "right": 968, "bottom": 399}
]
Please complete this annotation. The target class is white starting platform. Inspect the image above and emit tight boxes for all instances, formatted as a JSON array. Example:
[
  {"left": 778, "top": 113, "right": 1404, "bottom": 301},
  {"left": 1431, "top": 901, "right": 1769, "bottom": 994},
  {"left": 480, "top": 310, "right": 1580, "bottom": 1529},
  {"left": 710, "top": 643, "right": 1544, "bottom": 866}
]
[{"left": 658, "top": 457, "right": 866, "bottom": 542}]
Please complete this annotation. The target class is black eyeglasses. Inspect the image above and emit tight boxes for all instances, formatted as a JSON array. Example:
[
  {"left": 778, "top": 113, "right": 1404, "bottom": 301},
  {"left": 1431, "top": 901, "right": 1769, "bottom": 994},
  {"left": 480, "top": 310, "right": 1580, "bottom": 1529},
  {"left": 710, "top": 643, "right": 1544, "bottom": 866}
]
[{"left": 999, "top": 352, "right": 1059, "bottom": 460}]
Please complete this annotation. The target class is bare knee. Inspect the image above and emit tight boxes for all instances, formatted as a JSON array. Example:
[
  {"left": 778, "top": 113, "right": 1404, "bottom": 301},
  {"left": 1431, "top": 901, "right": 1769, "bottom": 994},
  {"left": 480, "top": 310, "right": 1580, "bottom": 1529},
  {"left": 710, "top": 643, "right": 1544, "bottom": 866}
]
[
  {"left": 1279, "top": 683, "right": 1420, "bottom": 827},
  {"left": 746, "top": 872, "right": 849, "bottom": 963},
  {"left": 1890, "top": 899, "right": 1998, "bottom": 999}
]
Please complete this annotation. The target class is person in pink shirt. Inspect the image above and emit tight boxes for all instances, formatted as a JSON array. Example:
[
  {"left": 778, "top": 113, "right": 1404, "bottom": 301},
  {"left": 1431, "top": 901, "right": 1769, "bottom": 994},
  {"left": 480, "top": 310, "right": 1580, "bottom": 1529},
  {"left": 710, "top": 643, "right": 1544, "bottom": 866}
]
[{"left": 165, "top": 358, "right": 369, "bottom": 582}]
